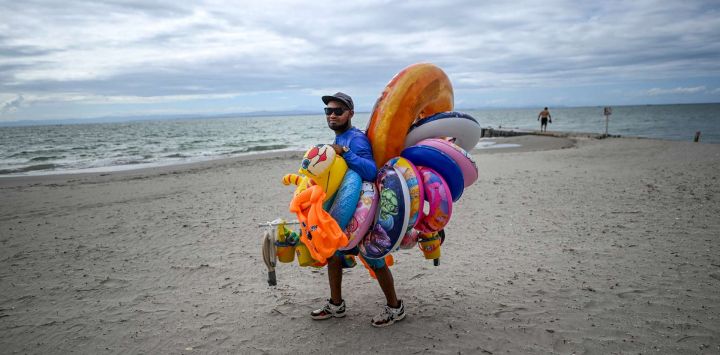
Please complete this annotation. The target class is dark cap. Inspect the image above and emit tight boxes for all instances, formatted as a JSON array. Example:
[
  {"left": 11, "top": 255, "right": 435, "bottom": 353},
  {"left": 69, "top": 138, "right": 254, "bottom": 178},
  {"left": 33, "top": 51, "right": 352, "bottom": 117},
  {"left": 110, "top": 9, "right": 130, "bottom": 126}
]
[{"left": 322, "top": 92, "right": 354, "bottom": 111}]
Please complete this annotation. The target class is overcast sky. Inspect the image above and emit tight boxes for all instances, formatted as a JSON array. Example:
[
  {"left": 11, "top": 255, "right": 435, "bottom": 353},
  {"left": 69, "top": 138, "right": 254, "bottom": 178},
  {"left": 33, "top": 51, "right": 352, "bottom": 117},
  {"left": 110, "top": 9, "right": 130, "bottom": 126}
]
[{"left": 1, "top": 0, "right": 719, "bottom": 121}]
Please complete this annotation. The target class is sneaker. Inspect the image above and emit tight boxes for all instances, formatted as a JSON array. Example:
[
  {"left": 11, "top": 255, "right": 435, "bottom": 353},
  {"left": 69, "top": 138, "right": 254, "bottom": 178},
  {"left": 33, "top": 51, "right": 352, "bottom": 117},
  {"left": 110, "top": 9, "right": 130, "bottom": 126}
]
[
  {"left": 371, "top": 300, "right": 405, "bottom": 327},
  {"left": 310, "top": 299, "right": 346, "bottom": 320}
]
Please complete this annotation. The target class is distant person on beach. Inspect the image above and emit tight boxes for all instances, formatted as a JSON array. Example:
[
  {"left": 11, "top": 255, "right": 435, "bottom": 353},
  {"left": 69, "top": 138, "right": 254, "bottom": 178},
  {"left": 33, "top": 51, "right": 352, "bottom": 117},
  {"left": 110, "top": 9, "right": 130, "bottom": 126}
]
[
  {"left": 538, "top": 107, "right": 552, "bottom": 132},
  {"left": 311, "top": 92, "right": 406, "bottom": 327}
]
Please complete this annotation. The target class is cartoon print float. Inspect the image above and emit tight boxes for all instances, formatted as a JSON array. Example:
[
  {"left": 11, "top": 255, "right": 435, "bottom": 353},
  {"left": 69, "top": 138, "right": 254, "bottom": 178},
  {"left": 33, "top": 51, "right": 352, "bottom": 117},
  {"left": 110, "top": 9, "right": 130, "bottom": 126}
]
[{"left": 272, "top": 63, "right": 482, "bottom": 275}]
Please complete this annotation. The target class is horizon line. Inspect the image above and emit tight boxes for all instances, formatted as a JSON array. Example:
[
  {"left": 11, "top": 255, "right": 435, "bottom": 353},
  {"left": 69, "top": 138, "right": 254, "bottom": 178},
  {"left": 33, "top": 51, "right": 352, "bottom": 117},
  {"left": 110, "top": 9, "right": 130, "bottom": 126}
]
[{"left": 1, "top": 101, "right": 718, "bottom": 127}]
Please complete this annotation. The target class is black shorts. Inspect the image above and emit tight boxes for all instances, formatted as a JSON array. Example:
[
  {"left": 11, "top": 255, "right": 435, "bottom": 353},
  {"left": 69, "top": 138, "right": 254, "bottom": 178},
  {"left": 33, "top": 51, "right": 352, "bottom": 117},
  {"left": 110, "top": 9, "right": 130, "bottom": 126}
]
[{"left": 541, "top": 117, "right": 548, "bottom": 125}]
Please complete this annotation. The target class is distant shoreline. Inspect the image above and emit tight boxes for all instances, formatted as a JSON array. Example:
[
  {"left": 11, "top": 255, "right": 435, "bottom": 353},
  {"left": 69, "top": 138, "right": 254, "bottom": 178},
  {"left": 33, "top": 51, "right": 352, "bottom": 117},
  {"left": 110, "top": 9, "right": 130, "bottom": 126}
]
[{"left": 2, "top": 102, "right": 718, "bottom": 127}]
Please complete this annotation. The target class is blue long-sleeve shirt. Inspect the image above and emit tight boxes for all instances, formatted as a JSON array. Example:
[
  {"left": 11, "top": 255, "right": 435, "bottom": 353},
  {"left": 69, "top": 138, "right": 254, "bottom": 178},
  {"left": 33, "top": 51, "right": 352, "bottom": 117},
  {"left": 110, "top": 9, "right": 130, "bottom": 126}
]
[{"left": 334, "top": 127, "right": 377, "bottom": 181}]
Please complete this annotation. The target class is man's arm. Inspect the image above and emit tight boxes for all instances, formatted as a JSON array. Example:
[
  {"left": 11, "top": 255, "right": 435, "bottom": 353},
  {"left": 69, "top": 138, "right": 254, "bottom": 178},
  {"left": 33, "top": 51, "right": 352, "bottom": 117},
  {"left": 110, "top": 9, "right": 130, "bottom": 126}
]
[{"left": 334, "top": 139, "right": 377, "bottom": 181}]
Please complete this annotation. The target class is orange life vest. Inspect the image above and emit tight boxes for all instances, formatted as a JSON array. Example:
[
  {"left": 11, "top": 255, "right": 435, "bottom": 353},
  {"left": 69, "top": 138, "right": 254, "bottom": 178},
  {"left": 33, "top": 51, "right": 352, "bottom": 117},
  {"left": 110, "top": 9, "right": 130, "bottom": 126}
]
[{"left": 289, "top": 185, "right": 349, "bottom": 263}]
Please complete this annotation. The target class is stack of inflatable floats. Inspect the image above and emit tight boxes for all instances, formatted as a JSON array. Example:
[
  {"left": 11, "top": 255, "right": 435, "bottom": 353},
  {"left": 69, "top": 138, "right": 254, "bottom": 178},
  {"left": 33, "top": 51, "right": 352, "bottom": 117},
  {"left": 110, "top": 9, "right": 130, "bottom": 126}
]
[{"left": 276, "top": 63, "right": 481, "bottom": 273}]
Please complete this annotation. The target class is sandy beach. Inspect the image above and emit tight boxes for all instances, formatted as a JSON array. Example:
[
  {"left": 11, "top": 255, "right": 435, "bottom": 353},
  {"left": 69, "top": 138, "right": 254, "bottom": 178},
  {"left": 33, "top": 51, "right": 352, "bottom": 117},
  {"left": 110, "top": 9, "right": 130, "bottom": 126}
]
[{"left": 1, "top": 135, "right": 719, "bottom": 354}]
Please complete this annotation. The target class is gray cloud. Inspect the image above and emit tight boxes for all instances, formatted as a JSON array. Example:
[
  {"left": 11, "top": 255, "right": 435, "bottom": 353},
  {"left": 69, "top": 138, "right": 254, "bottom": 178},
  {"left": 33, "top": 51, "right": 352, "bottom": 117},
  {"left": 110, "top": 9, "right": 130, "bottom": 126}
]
[
  {"left": 647, "top": 86, "right": 707, "bottom": 96},
  {"left": 1, "top": 94, "right": 25, "bottom": 114},
  {"left": 1, "top": 0, "right": 719, "bottom": 119}
]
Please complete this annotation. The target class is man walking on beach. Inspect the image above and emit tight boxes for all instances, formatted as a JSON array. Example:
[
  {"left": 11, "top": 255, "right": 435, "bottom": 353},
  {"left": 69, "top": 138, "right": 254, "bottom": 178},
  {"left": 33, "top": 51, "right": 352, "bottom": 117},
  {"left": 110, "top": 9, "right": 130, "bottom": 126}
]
[
  {"left": 310, "top": 92, "right": 406, "bottom": 327},
  {"left": 538, "top": 107, "right": 552, "bottom": 132}
]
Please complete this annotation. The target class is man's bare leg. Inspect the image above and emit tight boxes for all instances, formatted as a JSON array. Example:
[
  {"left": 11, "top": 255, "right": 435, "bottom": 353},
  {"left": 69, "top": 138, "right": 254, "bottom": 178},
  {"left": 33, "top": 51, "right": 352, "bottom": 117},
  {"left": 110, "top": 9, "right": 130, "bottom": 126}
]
[
  {"left": 328, "top": 254, "right": 343, "bottom": 304},
  {"left": 374, "top": 265, "right": 399, "bottom": 307}
]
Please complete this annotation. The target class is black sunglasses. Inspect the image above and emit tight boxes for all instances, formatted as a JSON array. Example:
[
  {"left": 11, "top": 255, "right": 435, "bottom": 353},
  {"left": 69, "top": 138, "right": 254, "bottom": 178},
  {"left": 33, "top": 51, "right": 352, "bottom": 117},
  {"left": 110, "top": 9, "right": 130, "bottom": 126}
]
[{"left": 324, "top": 107, "right": 347, "bottom": 116}]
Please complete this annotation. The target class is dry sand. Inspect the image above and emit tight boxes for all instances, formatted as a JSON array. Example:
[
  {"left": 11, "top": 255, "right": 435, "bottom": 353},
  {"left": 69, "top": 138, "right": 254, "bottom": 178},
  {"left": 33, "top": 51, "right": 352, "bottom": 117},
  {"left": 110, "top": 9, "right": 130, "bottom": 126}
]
[{"left": 1, "top": 135, "right": 719, "bottom": 354}]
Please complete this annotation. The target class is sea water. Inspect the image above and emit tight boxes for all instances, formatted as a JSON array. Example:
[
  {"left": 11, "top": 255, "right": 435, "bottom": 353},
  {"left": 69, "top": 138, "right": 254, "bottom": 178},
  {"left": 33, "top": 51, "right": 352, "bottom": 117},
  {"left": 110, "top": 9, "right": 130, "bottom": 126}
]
[
  {"left": 469, "top": 103, "right": 720, "bottom": 143},
  {"left": 1, "top": 103, "right": 718, "bottom": 176}
]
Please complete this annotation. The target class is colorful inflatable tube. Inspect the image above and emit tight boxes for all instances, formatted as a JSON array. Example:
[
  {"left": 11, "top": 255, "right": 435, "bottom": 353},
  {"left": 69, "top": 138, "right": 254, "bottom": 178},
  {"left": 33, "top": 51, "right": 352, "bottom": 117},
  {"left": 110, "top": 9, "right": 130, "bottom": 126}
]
[
  {"left": 340, "top": 181, "right": 378, "bottom": 251},
  {"left": 366, "top": 63, "right": 454, "bottom": 168},
  {"left": 401, "top": 144, "right": 465, "bottom": 202},
  {"left": 359, "top": 166, "right": 410, "bottom": 259},
  {"left": 327, "top": 170, "right": 362, "bottom": 230},
  {"left": 415, "top": 138, "right": 478, "bottom": 187},
  {"left": 405, "top": 111, "right": 481, "bottom": 152},
  {"left": 415, "top": 167, "right": 453, "bottom": 233},
  {"left": 386, "top": 156, "right": 424, "bottom": 231}
]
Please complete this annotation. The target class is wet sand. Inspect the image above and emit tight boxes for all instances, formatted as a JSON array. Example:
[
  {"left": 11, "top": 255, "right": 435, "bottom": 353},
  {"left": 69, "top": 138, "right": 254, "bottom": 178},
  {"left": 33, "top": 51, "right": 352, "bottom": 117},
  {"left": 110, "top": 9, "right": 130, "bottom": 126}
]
[{"left": 1, "top": 135, "right": 719, "bottom": 354}]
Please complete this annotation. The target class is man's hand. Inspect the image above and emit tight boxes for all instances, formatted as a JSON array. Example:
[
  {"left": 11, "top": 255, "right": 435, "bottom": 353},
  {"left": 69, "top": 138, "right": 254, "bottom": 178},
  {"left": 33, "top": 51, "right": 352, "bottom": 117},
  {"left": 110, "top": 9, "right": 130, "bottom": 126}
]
[{"left": 330, "top": 144, "right": 344, "bottom": 155}]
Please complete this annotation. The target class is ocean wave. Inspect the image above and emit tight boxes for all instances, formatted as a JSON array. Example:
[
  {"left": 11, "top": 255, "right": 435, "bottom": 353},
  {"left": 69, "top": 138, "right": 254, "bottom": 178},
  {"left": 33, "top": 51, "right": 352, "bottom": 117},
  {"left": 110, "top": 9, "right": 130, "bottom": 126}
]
[
  {"left": 164, "top": 153, "right": 189, "bottom": 158},
  {"left": 29, "top": 156, "right": 64, "bottom": 162},
  {"left": 0, "top": 163, "right": 62, "bottom": 174},
  {"left": 245, "top": 144, "right": 289, "bottom": 152},
  {"left": 226, "top": 144, "right": 290, "bottom": 155},
  {"left": 9, "top": 149, "right": 67, "bottom": 158},
  {"left": 112, "top": 160, "right": 146, "bottom": 166},
  {"left": 245, "top": 138, "right": 273, "bottom": 144}
]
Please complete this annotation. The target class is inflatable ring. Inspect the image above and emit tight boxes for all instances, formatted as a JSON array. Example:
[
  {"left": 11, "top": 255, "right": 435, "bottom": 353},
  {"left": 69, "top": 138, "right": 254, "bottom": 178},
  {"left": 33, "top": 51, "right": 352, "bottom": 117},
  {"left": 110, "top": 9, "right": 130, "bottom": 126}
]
[
  {"left": 386, "top": 156, "right": 423, "bottom": 231},
  {"left": 415, "top": 167, "right": 453, "bottom": 233},
  {"left": 366, "top": 63, "right": 454, "bottom": 168},
  {"left": 401, "top": 144, "right": 465, "bottom": 202},
  {"left": 405, "top": 111, "right": 481, "bottom": 152},
  {"left": 340, "top": 181, "right": 378, "bottom": 251},
  {"left": 416, "top": 138, "right": 478, "bottom": 187},
  {"left": 359, "top": 166, "right": 410, "bottom": 259},
  {"left": 328, "top": 170, "right": 363, "bottom": 230}
]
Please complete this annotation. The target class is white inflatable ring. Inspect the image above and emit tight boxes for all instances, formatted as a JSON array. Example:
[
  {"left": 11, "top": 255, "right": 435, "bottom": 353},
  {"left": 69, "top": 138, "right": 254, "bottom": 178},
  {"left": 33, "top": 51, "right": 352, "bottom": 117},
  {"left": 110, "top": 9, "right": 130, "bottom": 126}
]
[{"left": 404, "top": 111, "right": 481, "bottom": 151}]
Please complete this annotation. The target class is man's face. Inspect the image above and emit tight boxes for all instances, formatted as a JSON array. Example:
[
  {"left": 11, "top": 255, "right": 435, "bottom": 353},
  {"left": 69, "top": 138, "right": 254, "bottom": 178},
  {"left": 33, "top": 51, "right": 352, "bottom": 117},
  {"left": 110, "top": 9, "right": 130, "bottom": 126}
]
[{"left": 325, "top": 101, "right": 352, "bottom": 131}]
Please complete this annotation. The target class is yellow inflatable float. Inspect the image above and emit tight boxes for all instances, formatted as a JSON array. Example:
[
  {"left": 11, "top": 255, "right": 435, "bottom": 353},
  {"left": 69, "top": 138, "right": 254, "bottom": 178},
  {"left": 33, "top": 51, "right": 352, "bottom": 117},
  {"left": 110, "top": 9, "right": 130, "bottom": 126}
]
[{"left": 282, "top": 144, "right": 348, "bottom": 202}]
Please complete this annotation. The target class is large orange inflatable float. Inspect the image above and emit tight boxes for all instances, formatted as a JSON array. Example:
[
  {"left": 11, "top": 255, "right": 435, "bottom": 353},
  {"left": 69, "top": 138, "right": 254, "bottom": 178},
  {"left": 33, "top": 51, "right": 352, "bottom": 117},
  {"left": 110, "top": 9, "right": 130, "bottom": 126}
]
[{"left": 365, "top": 63, "right": 454, "bottom": 168}]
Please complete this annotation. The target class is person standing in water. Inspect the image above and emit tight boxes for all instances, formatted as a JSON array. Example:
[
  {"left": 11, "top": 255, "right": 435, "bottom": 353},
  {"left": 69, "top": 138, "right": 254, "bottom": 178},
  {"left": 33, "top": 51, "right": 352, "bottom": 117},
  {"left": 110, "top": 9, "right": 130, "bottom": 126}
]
[{"left": 538, "top": 107, "right": 552, "bottom": 132}]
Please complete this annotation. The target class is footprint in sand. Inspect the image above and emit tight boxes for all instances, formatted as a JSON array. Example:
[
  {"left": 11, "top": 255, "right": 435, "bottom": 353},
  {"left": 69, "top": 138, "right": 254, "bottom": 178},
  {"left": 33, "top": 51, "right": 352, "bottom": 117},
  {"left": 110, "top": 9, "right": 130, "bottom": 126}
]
[
  {"left": 493, "top": 306, "right": 528, "bottom": 318},
  {"left": 99, "top": 277, "right": 129, "bottom": 288},
  {"left": 616, "top": 289, "right": 646, "bottom": 299}
]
